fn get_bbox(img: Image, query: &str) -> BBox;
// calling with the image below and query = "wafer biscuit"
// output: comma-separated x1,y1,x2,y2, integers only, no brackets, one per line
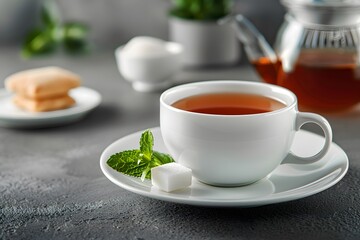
13,94,76,112
5,67,81,99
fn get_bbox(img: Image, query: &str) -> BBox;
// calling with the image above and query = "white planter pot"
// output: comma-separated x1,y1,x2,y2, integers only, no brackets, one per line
169,17,240,67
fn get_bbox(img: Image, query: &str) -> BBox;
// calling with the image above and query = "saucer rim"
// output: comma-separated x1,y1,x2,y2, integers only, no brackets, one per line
100,127,349,207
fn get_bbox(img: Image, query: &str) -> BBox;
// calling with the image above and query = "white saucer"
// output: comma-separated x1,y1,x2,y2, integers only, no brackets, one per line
0,87,101,128
100,127,348,207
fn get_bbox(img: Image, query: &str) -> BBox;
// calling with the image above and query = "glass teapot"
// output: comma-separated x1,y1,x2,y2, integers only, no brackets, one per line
230,0,360,111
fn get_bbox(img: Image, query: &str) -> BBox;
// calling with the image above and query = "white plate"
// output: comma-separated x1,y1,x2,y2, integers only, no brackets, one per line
100,127,348,207
0,87,101,128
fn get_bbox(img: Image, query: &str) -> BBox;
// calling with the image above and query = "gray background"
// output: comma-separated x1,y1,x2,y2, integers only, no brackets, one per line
0,0,285,48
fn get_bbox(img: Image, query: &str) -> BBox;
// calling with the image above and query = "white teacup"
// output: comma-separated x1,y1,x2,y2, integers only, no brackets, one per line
160,81,332,186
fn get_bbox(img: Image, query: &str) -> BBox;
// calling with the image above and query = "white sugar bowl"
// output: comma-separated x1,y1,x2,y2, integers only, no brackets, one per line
115,37,183,92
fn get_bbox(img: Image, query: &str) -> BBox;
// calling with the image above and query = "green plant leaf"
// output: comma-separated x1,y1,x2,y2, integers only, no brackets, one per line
63,22,89,53
21,0,90,58
170,0,230,20
22,28,57,58
41,0,59,28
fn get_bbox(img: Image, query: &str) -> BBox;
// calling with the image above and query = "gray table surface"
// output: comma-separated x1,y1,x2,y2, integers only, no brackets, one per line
1,47,359,240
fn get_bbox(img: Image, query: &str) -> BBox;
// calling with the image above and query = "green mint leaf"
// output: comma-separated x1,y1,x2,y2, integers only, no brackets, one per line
141,165,152,182
107,150,151,179
141,152,174,180
107,130,175,181
151,151,175,167
140,130,154,160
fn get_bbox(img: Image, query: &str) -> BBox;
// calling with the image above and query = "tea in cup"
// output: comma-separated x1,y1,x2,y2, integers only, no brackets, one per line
160,81,332,186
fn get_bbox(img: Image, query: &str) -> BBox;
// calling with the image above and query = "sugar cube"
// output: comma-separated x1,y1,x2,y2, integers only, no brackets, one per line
151,163,192,192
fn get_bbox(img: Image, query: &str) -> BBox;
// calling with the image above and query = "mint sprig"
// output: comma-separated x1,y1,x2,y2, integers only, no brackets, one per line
107,130,175,181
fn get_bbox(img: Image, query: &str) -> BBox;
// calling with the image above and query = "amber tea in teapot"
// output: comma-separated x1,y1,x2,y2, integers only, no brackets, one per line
253,49,360,111
229,0,360,112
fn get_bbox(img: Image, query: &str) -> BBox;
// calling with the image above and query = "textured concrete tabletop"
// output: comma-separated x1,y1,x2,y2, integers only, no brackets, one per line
0,48,359,240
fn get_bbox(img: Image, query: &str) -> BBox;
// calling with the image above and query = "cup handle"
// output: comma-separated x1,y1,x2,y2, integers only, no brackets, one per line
282,112,332,165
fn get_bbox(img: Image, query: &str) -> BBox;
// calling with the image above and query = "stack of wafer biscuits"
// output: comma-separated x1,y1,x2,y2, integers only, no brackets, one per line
5,67,81,112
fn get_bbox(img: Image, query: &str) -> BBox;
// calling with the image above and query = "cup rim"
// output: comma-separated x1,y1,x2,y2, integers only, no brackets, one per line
160,80,298,118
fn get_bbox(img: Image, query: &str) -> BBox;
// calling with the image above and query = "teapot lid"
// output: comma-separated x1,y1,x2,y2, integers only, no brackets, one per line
281,0,360,27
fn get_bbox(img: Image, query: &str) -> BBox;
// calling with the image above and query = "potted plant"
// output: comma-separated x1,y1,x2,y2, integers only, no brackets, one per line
21,0,89,58
169,0,240,67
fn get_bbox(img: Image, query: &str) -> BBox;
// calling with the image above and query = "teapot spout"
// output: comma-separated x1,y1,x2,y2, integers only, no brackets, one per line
221,14,277,63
